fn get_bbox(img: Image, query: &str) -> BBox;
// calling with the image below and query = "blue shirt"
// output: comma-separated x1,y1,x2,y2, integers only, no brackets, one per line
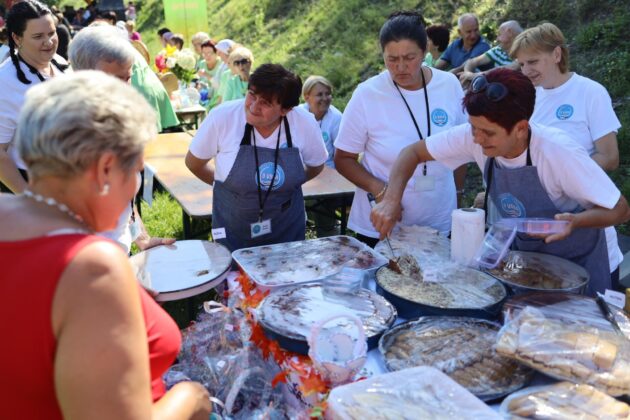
439,37,491,69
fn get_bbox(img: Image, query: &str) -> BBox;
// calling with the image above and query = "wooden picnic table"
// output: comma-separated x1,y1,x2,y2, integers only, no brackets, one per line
144,132,356,238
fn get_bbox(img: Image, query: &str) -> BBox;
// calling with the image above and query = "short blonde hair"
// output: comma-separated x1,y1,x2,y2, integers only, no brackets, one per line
302,75,333,97
228,46,254,65
191,31,210,44
17,71,157,180
510,22,569,73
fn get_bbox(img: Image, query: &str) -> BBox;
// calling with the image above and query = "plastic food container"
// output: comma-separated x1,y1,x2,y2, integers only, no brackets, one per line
474,222,517,269
232,236,387,290
498,217,570,234
326,366,501,420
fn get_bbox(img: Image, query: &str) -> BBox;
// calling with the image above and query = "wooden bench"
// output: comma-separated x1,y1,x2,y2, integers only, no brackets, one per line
144,132,356,238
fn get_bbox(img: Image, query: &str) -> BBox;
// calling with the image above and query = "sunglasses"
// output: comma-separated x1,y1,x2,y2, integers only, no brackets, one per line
470,75,509,102
233,59,251,66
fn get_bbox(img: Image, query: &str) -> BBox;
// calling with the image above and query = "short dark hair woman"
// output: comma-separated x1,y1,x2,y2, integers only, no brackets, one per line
0,0,68,193
371,68,630,296
425,24,450,67
186,63,329,251
335,11,467,247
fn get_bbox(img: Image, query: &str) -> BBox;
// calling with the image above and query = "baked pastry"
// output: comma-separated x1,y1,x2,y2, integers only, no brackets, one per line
496,306,630,396
377,255,505,310
502,381,630,419
381,317,531,400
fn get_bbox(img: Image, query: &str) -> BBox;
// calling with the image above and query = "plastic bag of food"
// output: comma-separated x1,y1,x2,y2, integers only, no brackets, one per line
326,366,500,420
167,302,288,419
502,292,615,333
500,381,630,419
496,306,630,396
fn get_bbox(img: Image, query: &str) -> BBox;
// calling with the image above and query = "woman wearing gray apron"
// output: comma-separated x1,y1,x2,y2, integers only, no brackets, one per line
370,68,630,296
186,64,328,251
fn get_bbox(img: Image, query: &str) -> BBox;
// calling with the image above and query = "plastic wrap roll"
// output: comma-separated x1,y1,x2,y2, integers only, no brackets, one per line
451,208,485,266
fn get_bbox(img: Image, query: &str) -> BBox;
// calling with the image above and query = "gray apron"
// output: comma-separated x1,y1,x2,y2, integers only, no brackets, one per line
212,117,307,251
484,145,610,296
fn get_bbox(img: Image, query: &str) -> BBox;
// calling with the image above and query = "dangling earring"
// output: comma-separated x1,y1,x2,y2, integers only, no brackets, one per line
99,183,110,196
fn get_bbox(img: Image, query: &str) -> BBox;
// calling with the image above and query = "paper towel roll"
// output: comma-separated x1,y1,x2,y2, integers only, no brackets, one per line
451,208,486,266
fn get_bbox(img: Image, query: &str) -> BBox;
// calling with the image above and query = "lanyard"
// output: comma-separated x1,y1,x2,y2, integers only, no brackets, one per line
252,120,282,222
394,68,431,175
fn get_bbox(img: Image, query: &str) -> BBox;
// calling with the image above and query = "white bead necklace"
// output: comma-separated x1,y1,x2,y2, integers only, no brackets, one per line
23,189,90,229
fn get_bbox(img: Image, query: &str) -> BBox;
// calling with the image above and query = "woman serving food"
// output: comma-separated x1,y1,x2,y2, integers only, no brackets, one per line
371,68,630,296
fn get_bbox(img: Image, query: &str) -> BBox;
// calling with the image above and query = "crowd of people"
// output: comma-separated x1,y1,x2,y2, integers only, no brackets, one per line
0,1,626,418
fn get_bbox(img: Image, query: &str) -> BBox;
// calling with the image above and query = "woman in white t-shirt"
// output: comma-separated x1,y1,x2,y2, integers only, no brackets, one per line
372,68,630,296
0,0,68,193
511,22,624,289
335,11,466,246
300,75,342,168
186,64,328,251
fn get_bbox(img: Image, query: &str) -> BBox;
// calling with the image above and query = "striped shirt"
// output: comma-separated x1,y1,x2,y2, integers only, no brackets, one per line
485,46,512,67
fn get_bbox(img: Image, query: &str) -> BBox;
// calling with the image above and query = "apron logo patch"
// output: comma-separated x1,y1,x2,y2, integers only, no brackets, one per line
498,193,526,218
555,104,574,120
431,108,448,126
256,162,285,190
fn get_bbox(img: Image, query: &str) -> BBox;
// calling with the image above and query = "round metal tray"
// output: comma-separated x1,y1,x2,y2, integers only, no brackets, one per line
375,266,507,320
484,251,589,295
256,283,397,355
378,316,533,401
129,240,232,301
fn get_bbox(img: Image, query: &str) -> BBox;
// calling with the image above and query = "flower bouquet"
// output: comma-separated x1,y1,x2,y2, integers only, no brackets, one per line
166,48,197,84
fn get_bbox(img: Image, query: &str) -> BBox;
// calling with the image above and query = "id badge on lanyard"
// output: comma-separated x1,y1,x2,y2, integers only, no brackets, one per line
250,219,272,238
251,120,281,239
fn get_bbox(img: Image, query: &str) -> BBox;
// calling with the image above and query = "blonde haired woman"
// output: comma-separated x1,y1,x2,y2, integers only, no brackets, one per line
221,46,253,102
511,22,623,289
0,72,211,419
300,75,342,167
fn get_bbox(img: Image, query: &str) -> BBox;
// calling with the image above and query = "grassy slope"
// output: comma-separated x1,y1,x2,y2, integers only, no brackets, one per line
129,0,630,236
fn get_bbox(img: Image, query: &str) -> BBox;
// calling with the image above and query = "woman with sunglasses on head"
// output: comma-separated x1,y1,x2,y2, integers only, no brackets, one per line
0,0,67,193
371,68,630,296
185,64,328,251
221,46,253,103
334,11,467,247
511,22,624,290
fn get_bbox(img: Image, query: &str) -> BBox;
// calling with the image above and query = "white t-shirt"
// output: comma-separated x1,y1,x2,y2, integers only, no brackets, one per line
0,56,65,169
531,73,621,156
189,99,329,182
335,69,466,237
299,103,342,167
531,73,622,272
426,123,622,268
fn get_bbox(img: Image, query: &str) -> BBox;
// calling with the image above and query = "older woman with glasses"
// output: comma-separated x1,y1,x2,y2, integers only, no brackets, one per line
0,72,211,419
371,68,630,296
221,46,253,102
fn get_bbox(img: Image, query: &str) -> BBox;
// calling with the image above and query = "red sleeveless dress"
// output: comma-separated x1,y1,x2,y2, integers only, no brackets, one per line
0,234,181,419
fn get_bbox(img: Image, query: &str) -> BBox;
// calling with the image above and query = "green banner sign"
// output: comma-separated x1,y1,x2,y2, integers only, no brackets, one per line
163,0,208,43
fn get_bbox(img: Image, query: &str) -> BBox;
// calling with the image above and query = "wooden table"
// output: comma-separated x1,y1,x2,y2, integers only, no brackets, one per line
144,132,356,238
174,104,206,130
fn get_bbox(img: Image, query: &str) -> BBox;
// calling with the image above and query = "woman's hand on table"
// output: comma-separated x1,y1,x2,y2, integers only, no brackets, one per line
370,198,402,239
